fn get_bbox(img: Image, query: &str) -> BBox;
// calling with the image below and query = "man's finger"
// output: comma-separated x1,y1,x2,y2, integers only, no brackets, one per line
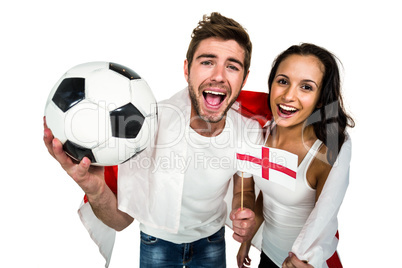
77,157,91,178
52,138,74,171
233,208,254,220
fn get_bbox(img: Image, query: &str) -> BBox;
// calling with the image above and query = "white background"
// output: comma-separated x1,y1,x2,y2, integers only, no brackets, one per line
1,0,401,267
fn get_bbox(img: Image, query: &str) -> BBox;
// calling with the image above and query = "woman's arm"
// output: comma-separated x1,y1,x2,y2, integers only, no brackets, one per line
237,191,265,268
291,138,352,267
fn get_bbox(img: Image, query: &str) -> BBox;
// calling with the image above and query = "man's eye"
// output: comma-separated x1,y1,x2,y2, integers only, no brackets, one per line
201,61,213,65
227,65,239,71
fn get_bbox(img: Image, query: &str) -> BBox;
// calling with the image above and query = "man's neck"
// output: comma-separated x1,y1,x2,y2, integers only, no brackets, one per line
189,112,226,137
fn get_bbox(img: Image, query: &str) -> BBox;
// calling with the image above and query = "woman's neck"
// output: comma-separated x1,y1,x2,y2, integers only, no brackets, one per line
268,121,317,150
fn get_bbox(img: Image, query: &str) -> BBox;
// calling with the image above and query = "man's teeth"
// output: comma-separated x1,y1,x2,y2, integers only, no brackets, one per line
279,104,297,112
204,90,226,96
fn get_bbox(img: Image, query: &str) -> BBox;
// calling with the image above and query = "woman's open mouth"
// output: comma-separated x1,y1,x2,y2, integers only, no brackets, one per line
277,104,298,117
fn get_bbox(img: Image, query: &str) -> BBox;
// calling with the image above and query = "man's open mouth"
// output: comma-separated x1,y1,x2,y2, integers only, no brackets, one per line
203,90,226,106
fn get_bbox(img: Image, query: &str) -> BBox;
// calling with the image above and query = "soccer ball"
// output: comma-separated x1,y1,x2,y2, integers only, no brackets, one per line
44,61,158,166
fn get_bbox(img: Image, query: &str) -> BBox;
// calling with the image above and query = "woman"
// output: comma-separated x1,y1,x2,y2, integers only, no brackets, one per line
237,43,354,268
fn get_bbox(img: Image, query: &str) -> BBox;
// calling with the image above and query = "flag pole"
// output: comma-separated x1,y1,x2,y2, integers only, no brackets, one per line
241,172,244,210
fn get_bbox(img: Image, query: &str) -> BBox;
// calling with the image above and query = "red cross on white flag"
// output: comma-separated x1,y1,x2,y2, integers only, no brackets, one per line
236,146,298,191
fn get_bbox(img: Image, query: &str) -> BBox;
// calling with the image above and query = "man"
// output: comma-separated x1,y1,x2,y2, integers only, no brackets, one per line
44,12,262,267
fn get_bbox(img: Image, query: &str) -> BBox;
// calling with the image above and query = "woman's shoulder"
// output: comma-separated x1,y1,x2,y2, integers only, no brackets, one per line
306,141,332,190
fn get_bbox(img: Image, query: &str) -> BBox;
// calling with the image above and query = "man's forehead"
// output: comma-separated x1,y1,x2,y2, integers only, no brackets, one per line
194,37,245,63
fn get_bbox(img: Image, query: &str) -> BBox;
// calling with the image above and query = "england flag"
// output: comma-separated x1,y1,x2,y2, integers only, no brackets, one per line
236,146,298,191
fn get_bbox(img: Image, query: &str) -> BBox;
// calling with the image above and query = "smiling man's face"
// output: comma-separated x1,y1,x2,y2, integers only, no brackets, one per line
184,37,248,128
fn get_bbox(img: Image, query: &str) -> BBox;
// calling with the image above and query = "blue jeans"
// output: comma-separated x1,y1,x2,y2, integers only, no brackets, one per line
140,227,226,268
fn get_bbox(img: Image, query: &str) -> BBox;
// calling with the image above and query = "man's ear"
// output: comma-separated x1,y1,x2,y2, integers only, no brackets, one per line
184,59,189,82
241,70,250,89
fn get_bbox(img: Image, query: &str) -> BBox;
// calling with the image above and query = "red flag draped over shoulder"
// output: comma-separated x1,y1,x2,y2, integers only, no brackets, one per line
235,90,272,127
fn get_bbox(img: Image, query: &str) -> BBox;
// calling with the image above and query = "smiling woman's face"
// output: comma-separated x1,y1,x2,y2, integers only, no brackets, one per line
270,54,324,129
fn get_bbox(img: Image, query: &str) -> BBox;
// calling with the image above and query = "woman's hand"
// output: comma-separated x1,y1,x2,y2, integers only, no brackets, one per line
237,242,252,268
282,252,313,268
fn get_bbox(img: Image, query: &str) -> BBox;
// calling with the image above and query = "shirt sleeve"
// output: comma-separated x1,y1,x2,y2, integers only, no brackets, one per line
291,137,352,268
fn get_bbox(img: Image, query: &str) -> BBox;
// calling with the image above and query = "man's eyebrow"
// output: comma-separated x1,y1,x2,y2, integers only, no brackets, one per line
196,53,217,61
196,54,244,68
228,57,244,68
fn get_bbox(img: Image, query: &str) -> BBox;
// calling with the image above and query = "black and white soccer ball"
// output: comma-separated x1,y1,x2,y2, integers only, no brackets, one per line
44,62,158,166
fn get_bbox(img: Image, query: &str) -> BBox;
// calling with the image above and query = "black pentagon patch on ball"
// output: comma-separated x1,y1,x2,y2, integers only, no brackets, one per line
109,62,141,80
52,78,85,112
63,140,96,163
110,103,145,138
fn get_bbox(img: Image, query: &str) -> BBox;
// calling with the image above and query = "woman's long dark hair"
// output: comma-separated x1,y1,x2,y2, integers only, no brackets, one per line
268,43,355,164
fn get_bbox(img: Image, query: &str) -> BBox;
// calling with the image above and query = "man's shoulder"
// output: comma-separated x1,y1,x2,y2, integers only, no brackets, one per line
227,106,262,129
160,88,189,105
158,88,190,117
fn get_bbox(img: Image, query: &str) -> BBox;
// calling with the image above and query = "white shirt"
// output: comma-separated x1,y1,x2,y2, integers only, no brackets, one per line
118,88,263,242
256,139,322,266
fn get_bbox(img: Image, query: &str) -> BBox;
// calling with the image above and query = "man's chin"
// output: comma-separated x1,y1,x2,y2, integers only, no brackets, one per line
198,111,226,123
203,116,224,124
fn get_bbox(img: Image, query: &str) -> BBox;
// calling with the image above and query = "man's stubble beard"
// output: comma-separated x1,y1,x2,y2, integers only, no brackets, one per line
187,82,240,124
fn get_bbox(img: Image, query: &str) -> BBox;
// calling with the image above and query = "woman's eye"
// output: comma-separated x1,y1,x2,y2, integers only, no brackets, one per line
302,84,313,91
277,79,287,85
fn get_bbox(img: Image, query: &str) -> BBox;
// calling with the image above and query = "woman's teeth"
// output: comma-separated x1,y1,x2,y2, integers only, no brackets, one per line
278,104,297,115
279,104,297,112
